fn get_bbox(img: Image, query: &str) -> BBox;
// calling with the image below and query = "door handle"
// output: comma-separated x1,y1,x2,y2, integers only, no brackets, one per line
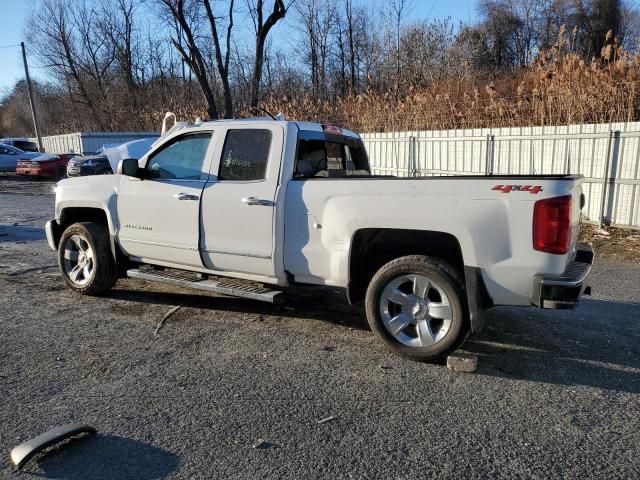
241,197,272,206
174,192,199,201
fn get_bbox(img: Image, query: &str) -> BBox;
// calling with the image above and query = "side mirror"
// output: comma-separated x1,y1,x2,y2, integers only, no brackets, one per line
118,158,142,178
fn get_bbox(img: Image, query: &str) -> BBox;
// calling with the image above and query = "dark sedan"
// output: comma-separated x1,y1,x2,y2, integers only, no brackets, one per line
66,154,113,177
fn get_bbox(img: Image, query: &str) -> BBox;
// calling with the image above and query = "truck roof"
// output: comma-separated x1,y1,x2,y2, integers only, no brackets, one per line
164,118,361,140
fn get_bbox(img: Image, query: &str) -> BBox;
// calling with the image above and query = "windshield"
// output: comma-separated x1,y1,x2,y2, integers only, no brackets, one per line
295,131,370,178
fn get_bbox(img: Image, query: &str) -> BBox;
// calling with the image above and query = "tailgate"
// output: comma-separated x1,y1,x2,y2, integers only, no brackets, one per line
567,177,586,262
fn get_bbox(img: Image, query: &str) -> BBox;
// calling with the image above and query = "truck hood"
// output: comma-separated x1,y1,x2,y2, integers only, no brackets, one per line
104,138,155,172
57,173,119,189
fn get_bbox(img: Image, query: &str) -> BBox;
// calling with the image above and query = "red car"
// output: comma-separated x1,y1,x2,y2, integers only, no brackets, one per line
16,153,78,180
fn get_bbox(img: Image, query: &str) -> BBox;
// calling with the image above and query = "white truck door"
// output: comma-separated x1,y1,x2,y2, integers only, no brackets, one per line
200,125,284,279
116,132,214,267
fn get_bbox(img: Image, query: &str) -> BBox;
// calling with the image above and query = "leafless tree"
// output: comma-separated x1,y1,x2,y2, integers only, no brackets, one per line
159,0,220,119
11,0,640,136
247,0,288,108
31,0,109,128
203,0,235,117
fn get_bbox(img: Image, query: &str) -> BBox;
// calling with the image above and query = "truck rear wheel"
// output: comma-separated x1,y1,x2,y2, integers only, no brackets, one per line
365,255,469,361
57,222,117,295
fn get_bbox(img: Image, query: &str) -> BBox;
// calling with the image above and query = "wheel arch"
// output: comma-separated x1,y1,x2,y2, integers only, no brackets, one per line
55,206,120,262
347,228,491,333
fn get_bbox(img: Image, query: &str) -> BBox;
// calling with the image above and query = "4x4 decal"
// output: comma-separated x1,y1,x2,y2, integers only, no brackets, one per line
492,185,543,194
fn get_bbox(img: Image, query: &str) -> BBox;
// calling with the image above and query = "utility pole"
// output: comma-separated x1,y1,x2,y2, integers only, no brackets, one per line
20,41,43,152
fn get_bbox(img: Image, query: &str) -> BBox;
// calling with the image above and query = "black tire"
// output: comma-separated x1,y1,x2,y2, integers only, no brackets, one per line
56,167,67,180
57,222,117,295
365,255,470,361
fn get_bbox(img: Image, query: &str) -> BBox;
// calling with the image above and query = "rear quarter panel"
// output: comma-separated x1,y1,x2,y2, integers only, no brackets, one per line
284,176,583,306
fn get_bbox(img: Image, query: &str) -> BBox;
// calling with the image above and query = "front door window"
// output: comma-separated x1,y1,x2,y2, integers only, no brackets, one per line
147,133,211,180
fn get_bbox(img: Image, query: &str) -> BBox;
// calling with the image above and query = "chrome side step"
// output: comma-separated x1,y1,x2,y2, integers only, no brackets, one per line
127,268,283,304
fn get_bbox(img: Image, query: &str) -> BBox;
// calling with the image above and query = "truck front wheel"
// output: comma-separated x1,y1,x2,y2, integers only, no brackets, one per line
365,255,470,361
57,222,117,295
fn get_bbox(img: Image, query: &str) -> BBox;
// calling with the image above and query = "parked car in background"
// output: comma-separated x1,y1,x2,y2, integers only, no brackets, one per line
68,139,156,177
66,153,112,177
17,153,77,180
0,138,39,152
0,144,40,172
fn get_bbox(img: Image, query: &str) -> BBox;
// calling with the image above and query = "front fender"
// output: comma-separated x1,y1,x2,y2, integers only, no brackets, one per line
56,200,117,235
53,176,122,258
55,176,121,236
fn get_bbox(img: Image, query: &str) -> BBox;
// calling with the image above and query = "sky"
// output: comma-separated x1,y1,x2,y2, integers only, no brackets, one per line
0,0,477,95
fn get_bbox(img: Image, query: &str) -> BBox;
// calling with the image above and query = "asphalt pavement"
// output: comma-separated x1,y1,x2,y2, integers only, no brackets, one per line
0,175,639,479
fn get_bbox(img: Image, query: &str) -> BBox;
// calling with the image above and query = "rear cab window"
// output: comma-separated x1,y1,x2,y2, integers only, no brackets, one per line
294,128,370,179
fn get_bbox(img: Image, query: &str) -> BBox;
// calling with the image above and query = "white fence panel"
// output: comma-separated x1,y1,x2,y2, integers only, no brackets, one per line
361,122,640,229
34,132,159,155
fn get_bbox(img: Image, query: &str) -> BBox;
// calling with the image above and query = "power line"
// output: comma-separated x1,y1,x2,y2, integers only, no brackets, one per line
0,44,21,49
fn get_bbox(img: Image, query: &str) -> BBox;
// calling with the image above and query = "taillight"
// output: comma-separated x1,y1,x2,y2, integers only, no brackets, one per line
533,195,572,254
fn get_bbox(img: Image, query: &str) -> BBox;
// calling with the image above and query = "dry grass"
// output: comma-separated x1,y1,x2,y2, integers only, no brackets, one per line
242,30,640,132
580,223,640,263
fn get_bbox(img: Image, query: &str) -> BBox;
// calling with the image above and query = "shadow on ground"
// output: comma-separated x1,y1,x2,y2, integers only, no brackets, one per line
464,298,640,394
108,282,368,330
28,434,178,480
106,281,640,394
0,224,46,242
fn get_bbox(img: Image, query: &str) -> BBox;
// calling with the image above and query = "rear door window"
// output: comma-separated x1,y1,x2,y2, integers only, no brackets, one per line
218,129,272,181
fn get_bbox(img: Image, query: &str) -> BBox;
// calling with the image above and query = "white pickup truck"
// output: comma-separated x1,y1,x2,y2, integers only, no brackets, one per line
45,120,593,360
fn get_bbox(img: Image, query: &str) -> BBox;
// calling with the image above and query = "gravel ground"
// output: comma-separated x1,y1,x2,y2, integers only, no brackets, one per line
1,175,639,480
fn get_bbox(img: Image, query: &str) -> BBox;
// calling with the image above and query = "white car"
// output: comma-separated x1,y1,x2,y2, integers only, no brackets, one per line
0,144,40,172
45,120,593,360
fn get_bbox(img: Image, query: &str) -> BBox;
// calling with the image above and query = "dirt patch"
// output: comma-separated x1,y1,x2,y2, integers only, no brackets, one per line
110,303,150,317
580,223,640,263
0,173,56,196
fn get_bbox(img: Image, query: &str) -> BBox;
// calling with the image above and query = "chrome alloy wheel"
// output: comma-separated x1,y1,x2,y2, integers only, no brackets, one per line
379,274,453,348
62,234,95,286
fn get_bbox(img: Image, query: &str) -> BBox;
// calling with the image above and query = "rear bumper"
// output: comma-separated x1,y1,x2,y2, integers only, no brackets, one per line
17,167,58,178
16,168,42,176
532,243,594,309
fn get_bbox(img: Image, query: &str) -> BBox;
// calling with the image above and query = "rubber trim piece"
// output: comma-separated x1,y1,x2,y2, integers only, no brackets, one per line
10,424,97,470
464,266,494,333
292,174,584,181
45,219,61,251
